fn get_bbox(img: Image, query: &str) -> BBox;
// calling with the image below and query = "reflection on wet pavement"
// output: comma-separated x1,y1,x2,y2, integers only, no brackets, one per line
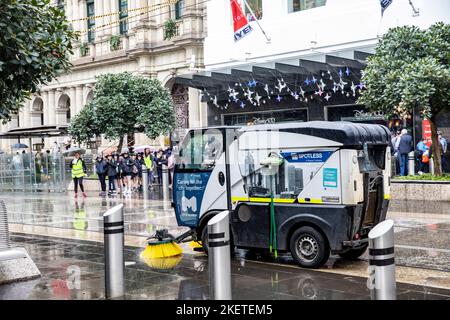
4,233,450,300
2,192,450,297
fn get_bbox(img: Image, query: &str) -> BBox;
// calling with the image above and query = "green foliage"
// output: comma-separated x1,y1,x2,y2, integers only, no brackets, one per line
163,19,177,40
357,22,450,119
0,0,77,123
68,72,175,144
394,174,450,181
109,35,121,51
79,42,90,57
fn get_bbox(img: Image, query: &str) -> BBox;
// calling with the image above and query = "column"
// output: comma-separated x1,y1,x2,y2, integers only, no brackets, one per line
75,85,83,115
48,89,56,125
128,0,138,30
79,0,88,42
41,91,49,126
72,0,79,32
103,0,112,36
69,87,77,119
82,83,92,109
111,0,119,35
66,0,73,22
140,0,148,21
188,87,200,128
94,0,104,38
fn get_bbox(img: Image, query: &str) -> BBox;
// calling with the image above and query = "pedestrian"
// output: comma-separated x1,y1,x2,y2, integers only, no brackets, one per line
136,153,144,191
167,150,175,189
397,129,413,176
143,148,154,189
106,154,117,195
95,155,107,196
130,153,139,191
71,151,87,198
438,131,448,171
154,149,167,185
416,138,429,174
120,151,134,195
114,153,123,194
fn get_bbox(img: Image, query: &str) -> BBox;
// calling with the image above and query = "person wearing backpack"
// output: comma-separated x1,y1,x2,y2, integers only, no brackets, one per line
121,151,134,195
95,155,108,196
106,154,117,195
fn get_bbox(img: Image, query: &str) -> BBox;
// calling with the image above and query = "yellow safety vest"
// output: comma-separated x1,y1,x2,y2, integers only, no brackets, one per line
72,159,85,178
144,156,153,169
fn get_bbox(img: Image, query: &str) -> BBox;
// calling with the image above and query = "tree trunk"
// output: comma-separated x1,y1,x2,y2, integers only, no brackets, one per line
429,117,442,176
117,136,124,153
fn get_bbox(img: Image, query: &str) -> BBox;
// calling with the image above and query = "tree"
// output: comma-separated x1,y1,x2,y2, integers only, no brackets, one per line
358,22,450,175
0,0,77,123
68,72,176,151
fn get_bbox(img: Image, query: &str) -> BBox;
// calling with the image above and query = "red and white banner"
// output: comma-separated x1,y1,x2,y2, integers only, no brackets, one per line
422,119,432,147
230,0,253,42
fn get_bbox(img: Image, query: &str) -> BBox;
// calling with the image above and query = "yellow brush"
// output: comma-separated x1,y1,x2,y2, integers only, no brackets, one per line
142,229,183,259
140,254,182,270
189,241,203,249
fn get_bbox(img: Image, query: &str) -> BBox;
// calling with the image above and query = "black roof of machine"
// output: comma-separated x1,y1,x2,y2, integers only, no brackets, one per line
239,121,391,148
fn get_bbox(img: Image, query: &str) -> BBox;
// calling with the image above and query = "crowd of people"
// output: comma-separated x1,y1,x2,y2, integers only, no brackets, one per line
71,147,175,198
391,129,448,176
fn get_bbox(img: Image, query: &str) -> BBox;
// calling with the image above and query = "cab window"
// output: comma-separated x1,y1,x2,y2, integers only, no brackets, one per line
178,129,223,170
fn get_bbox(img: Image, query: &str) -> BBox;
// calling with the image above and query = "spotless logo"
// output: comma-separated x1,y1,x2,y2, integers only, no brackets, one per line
281,151,333,163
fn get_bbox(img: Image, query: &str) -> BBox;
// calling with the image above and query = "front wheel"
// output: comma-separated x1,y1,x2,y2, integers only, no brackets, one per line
338,244,368,260
290,226,329,269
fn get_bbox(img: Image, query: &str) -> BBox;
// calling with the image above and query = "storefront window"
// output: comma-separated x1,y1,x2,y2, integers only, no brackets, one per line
244,0,263,21
288,0,327,13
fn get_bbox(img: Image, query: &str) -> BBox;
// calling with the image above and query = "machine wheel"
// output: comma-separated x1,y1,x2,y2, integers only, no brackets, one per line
290,226,329,269
201,224,235,256
338,244,368,260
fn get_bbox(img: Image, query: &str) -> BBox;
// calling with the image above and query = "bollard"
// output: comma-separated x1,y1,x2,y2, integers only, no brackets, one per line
103,204,125,299
429,157,435,175
208,210,232,300
162,164,169,200
368,219,396,300
408,151,415,176
142,165,148,199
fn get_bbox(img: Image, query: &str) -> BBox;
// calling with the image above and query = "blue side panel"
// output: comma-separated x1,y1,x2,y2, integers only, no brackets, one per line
173,171,212,227
280,151,333,163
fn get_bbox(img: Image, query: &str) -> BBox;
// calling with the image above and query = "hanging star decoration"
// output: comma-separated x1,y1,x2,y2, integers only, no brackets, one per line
227,86,233,93
327,70,333,80
338,78,348,90
338,69,343,78
276,95,282,102
345,67,351,76
275,78,287,93
247,79,257,88
332,82,338,93
315,89,324,97
324,93,331,101
212,95,219,108
311,76,317,84
264,84,271,98
291,91,300,100
254,93,262,106
357,82,365,90
240,101,245,109
229,88,239,101
350,82,357,96
243,88,254,97
299,87,305,98
304,77,310,86
319,79,326,91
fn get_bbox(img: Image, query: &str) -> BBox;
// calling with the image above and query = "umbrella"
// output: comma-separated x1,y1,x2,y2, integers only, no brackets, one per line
133,145,153,153
11,143,28,149
62,147,86,157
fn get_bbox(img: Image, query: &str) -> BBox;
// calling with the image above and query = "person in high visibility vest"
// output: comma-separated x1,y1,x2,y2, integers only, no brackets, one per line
71,151,87,198
144,148,154,189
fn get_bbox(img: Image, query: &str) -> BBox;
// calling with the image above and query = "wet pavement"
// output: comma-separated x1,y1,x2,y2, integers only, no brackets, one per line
1,191,450,299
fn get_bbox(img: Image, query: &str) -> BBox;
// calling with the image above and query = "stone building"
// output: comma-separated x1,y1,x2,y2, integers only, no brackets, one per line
0,0,207,153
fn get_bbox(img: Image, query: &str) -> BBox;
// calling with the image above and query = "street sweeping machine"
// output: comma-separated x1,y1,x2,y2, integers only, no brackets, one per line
150,121,391,269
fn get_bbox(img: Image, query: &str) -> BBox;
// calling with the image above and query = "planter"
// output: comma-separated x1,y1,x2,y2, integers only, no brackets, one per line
391,180,450,201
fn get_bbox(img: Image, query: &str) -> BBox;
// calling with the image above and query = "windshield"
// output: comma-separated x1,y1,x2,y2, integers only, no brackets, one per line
177,129,223,170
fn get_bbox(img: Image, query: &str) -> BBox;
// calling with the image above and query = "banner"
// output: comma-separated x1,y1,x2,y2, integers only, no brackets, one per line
422,119,432,147
230,0,253,42
380,0,393,16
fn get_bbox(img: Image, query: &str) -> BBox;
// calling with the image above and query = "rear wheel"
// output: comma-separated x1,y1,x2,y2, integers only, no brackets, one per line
338,244,368,260
290,226,329,269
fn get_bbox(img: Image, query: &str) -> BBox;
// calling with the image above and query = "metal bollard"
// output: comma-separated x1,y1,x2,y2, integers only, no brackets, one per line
429,157,435,175
208,210,232,300
162,164,169,200
408,151,415,176
142,165,148,199
103,204,125,299
368,219,396,300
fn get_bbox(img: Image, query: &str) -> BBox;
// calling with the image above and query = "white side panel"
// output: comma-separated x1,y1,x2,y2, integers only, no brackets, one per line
238,131,342,150
384,146,391,199
199,153,227,218
297,151,342,204
340,149,364,205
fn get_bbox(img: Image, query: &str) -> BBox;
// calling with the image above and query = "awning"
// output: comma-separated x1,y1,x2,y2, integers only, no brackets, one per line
175,51,370,106
0,125,69,139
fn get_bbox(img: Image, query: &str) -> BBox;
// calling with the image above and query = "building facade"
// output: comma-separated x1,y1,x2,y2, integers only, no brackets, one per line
0,0,207,153
177,0,449,138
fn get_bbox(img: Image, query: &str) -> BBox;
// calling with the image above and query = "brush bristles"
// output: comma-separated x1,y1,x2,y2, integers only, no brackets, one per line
141,241,183,259
189,241,203,248
140,254,182,270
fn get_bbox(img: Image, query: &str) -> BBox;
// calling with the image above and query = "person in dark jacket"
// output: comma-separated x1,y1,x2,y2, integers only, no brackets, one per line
154,149,167,185
95,155,108,196
106,154,117,195
136,153,144,191
121,151,135,195
397,129,413,176
114,153,123,194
